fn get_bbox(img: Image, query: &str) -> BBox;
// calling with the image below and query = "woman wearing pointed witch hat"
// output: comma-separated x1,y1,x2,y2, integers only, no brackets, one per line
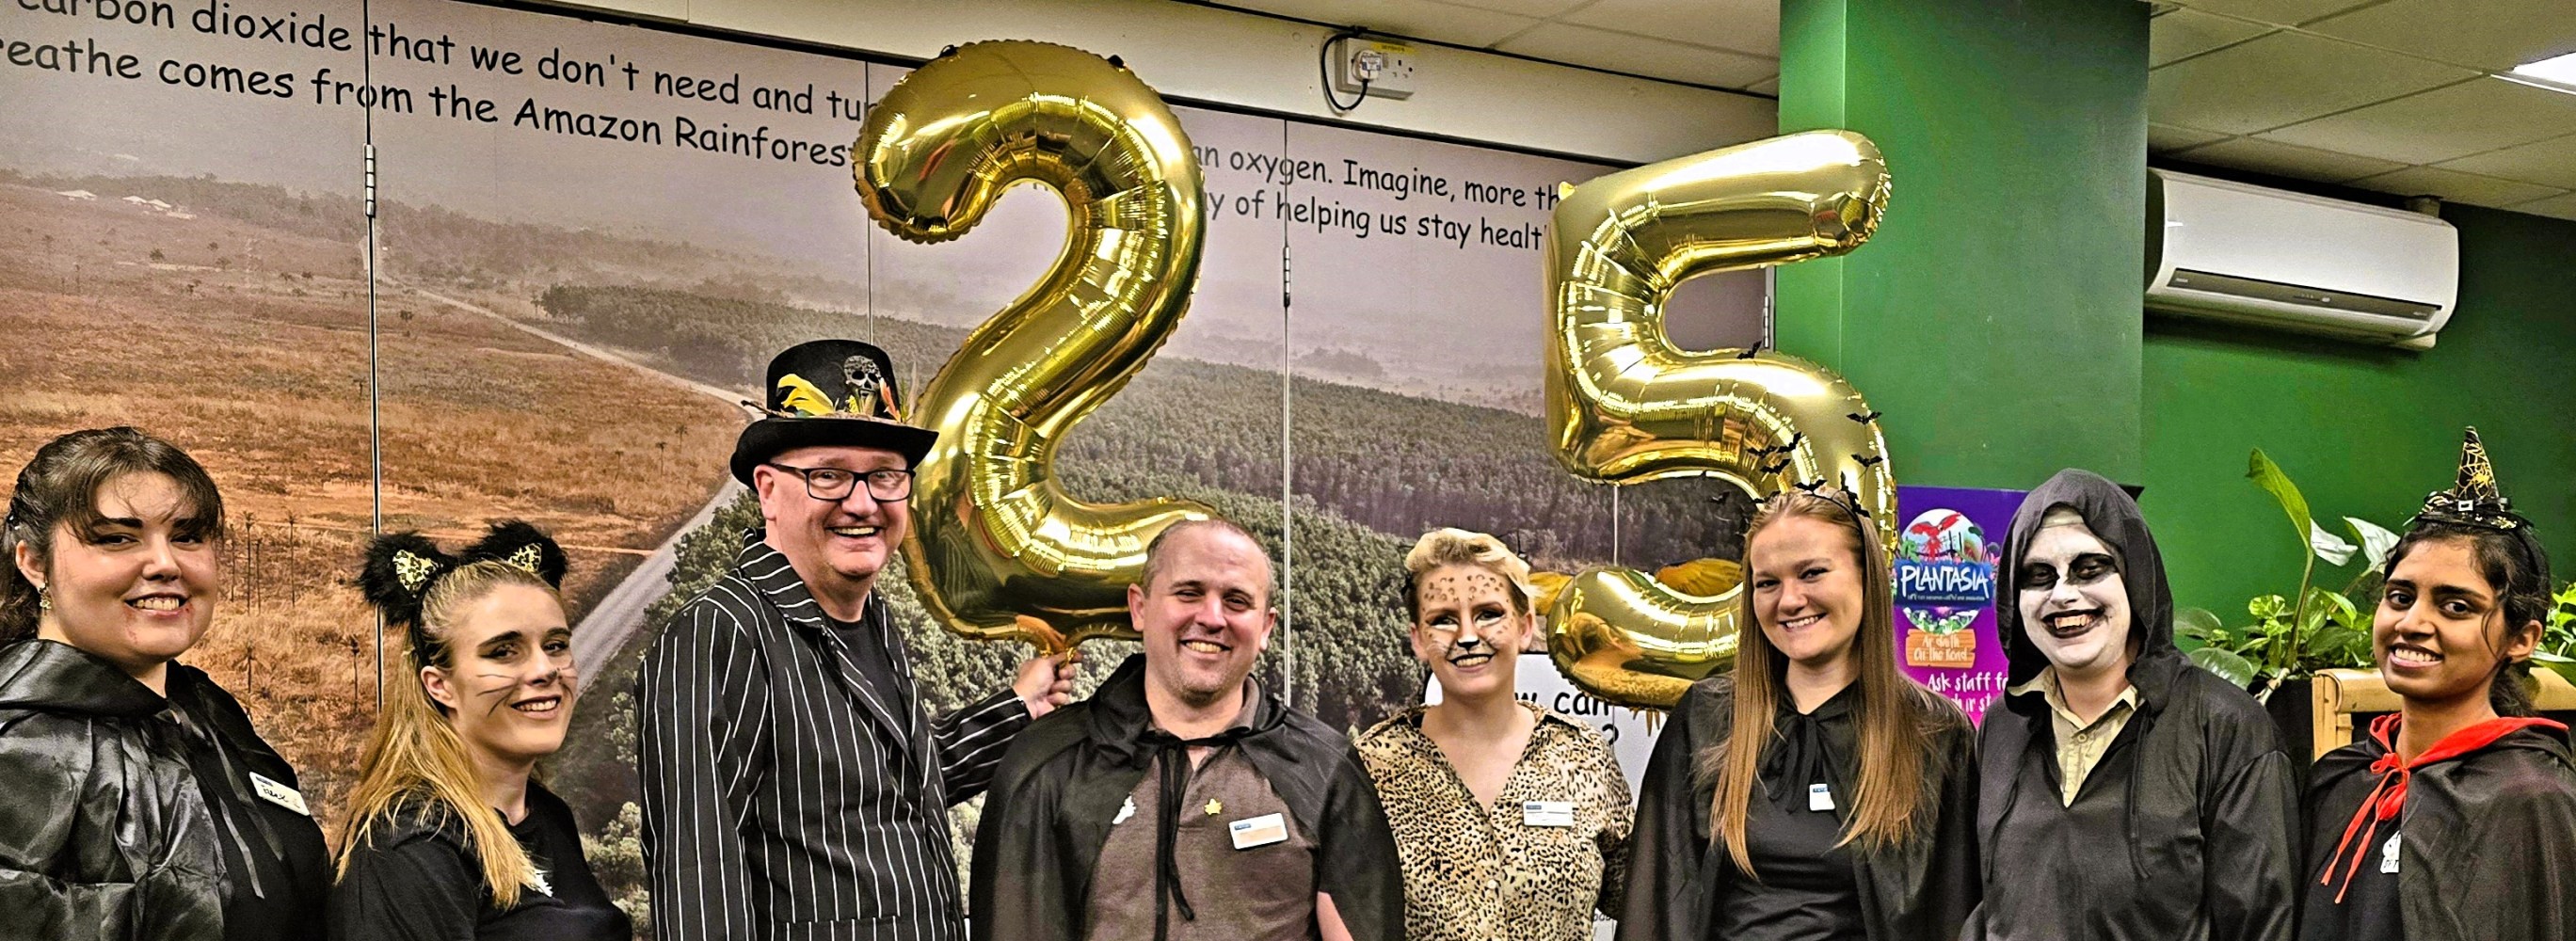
328,521,631,941
2301,428,2576,941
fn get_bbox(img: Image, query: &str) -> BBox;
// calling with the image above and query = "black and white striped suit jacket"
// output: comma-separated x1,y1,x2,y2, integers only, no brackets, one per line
637,533,1032,941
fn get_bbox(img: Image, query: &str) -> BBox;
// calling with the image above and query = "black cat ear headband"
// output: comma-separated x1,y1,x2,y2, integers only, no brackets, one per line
358,519,568,631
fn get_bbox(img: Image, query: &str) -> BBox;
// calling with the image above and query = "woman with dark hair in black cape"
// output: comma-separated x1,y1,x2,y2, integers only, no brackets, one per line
0,427,331,941
2301,428,2576,941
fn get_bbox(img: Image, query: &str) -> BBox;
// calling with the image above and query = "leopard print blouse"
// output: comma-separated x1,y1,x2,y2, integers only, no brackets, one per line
1356,701,1633,941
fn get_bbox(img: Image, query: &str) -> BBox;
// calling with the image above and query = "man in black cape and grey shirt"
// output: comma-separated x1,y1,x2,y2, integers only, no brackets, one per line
970,518,1403,941
638,340,1075,941
1964,469,2300,941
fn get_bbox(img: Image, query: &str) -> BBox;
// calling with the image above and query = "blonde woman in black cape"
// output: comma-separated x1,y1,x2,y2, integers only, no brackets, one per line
328,521,631,941
0,427,331,941
1618,486,1979,941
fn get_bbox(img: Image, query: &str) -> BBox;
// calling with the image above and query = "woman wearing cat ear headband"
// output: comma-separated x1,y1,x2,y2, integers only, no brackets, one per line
328,520,632,941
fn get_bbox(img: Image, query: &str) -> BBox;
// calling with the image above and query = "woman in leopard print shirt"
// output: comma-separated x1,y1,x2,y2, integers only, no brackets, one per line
1356,528,1633,941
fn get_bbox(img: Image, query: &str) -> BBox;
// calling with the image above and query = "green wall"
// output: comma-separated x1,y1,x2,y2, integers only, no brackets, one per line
2142,203,2576,615
1768,1,2576,614
1774,0,2150,486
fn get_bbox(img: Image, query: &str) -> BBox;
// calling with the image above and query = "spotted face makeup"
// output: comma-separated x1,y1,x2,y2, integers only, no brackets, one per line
2016,507,2134,680
1411,565,1531,700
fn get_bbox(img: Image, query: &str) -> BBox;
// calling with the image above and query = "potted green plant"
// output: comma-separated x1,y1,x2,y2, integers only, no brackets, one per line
2536,582,2576,687
2176,450,2389,760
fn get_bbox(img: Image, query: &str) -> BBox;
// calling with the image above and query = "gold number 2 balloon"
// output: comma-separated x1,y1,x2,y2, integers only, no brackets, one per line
856,40,1211,652
1544,130,1897,709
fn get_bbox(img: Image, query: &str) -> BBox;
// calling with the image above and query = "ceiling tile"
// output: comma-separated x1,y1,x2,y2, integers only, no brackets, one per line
2306,0,2576,72
1495,23,1780,88
1220,0,1544,48
2150,8,2273,66
2169,136,2408,182
2166,0,2382,27
2148,31,2480,135
2349,166,2568,209
2150,122,2232,152
1561,0,1779,58
2509,191,2576,222
2437,132,2576,190
2258,77,2576,165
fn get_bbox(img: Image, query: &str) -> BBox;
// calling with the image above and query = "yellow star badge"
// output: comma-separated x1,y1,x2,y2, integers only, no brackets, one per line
1204,798,1223,816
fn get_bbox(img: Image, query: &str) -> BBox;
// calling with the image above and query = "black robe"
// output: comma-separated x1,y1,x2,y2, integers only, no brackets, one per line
2300,717,2576,941
1614,675,1979,941
0,639,330,941
1968,469,2302,941
968,654,1404,941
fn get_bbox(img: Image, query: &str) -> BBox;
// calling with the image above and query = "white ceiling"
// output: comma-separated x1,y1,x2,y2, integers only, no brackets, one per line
1205,0,2576,220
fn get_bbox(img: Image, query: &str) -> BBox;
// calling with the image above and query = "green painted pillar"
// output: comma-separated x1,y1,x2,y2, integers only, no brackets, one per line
1774,0,2150,488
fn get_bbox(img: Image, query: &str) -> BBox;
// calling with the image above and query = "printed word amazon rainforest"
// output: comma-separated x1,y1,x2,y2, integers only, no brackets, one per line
504,99,851,166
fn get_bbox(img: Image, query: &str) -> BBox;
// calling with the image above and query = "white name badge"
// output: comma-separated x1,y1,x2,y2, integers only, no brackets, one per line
2380,832,2401,874
1229,812,1288,850
1808,783,1835,813
249,773,309,816
1522,801,1576,827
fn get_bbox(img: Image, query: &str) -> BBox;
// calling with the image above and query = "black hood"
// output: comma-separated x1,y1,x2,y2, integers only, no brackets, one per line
1998,469,2176,688
0,638,168,717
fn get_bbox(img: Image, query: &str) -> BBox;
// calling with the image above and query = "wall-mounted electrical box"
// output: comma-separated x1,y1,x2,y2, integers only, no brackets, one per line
1333,39,1417,100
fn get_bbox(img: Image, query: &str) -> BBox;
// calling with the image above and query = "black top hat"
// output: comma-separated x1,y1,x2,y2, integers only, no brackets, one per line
729,340,938,485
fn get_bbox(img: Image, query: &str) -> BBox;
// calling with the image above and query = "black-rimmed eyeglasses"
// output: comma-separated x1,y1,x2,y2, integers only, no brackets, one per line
764,462,914,502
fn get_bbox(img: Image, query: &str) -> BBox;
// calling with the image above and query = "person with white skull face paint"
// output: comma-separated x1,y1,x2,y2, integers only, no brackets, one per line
1963,469,2300,941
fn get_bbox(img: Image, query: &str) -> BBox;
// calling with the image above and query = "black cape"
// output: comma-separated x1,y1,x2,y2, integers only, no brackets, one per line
1967,469,2302,941
1614,674,1980,941
2300,720,2576,941
0,638,330,941
968,654,1403,941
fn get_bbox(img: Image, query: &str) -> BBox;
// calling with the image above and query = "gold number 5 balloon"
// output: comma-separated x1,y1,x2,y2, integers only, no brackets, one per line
1544,130,1897,709
856,40,1210,653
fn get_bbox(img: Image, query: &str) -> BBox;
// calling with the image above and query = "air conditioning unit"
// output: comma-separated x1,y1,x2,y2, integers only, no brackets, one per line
2147,169,2457,349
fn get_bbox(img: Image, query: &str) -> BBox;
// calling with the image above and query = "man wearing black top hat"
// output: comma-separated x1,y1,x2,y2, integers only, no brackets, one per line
638,340,1078,941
